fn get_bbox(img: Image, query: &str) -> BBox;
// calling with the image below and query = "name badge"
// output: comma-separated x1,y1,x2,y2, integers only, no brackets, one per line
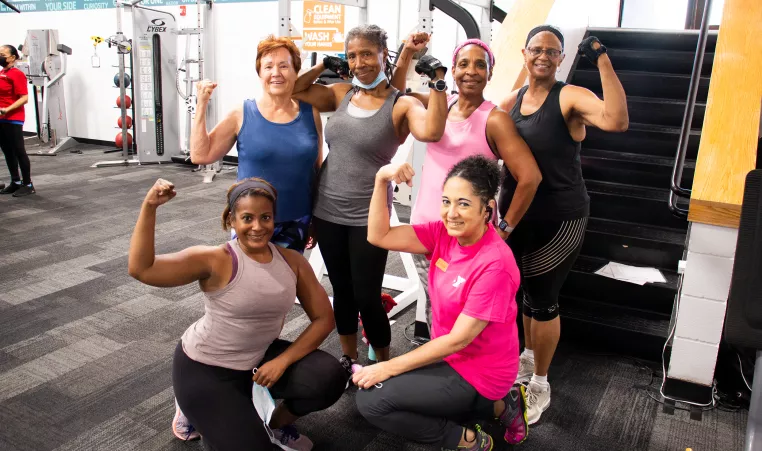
435,258,448,272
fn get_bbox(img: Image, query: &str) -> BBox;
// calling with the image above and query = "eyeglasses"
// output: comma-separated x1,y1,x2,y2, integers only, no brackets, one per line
525,47,562,59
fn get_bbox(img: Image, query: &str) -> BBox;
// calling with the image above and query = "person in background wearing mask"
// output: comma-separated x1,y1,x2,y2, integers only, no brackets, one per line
0,44,33,197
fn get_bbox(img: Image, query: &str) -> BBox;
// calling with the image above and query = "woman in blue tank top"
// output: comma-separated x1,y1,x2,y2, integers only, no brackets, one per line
291,25,447,371
497,25,629,426
190,35,323,253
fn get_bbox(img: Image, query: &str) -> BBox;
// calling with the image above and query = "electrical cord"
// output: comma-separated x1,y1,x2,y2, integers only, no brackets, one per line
738,352,753,391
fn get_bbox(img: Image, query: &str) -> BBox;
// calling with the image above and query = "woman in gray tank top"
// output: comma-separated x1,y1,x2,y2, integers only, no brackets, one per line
292,25,448,371
128,177,347,451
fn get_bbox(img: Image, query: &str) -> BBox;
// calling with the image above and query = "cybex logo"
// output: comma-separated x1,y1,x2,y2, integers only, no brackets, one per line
147,18,167,32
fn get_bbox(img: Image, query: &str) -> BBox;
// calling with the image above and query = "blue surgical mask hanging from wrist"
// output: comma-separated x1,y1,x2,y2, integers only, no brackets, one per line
352,69,387,90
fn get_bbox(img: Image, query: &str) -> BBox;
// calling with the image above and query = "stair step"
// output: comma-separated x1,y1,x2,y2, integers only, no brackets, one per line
563,254,678,315
581,148,695,188
571,70,710,101
560,296,670,361
576,48,714,76
587,27,718,53
585,180,689,230
625,96,706,129
584,123,701,159
583,217,685,270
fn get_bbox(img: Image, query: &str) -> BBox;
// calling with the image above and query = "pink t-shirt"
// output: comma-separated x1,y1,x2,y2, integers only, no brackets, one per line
410,97,498,225
413,220,520,400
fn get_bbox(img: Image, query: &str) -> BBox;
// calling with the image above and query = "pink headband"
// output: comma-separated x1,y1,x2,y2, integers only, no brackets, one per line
452,39,495,68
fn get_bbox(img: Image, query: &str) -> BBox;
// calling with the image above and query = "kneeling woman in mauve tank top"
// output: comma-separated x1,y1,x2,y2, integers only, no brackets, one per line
128,177,347,451
292,25,447,367
497,25,629,426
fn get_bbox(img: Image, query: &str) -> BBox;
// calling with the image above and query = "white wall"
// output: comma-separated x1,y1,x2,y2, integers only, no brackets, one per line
621,0,690,29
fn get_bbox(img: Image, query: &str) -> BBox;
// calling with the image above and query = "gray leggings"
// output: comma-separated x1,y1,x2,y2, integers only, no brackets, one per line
355,361,494,448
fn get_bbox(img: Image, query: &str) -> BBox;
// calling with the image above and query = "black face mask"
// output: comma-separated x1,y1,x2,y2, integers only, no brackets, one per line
0,57,8,68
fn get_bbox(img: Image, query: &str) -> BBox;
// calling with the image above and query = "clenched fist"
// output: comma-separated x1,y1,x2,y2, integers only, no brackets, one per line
196,79,218,103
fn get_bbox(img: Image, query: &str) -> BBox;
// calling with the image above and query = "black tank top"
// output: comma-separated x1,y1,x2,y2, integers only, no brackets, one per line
499,81,589,221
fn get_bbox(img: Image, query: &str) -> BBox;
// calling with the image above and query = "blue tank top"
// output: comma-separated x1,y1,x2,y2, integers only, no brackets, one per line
236,99,319,222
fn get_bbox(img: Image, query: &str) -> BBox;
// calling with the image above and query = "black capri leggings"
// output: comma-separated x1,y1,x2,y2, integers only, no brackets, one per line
356,361,494,449
172,339,347,451
507,216,588,321
0,122,31,185
313,216,391,349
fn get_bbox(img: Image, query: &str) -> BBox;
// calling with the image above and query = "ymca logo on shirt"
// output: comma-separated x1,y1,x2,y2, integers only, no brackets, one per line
452,275,466,288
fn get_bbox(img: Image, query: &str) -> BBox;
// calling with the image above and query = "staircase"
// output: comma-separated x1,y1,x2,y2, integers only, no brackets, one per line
559,28,717,360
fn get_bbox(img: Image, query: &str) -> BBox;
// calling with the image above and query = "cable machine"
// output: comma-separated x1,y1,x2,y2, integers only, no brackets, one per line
92,0,217,177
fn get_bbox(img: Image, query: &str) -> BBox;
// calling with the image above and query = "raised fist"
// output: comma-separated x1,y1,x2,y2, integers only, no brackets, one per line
196,79,218,103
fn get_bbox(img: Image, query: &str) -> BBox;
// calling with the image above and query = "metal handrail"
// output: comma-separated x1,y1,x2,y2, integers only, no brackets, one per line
669,0,713,217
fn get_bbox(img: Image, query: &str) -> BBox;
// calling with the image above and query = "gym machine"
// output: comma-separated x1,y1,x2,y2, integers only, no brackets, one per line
93,0,217,177
16,29,77,155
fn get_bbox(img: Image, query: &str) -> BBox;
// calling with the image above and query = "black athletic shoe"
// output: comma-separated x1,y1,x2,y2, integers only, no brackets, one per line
0,183,21,194
12,184,35,197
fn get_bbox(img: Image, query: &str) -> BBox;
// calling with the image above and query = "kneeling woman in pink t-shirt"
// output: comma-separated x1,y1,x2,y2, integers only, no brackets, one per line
354,155,527,451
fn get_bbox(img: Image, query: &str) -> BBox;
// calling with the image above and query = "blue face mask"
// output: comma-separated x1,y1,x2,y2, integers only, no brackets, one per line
352,69,387,90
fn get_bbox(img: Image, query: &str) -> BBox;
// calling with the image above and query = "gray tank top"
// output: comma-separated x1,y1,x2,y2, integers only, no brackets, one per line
314,88,401,226
181,240,297,371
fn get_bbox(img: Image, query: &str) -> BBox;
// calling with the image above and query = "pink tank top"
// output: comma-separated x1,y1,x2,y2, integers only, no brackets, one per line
181,240,297,370
411,96,498,225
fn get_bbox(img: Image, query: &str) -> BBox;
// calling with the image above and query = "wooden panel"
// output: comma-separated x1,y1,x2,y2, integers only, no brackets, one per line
689,0,762,228
484,0,556,102
688,199,742,228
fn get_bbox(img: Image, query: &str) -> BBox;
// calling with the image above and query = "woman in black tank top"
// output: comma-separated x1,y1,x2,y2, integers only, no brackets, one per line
497,25,629,426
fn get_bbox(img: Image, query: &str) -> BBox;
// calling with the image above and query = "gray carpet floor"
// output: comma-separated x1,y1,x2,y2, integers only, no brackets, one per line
0,145,748,451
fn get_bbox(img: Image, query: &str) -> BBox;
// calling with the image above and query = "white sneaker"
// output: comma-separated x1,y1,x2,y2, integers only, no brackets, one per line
516,355,534,385
525,381,551,425
273,425,313,451
171,399,200,441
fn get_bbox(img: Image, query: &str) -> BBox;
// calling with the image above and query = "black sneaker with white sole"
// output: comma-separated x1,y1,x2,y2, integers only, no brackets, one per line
12,184,35,197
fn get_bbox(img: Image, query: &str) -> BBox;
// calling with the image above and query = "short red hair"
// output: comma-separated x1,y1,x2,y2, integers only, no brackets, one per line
256,35,301,74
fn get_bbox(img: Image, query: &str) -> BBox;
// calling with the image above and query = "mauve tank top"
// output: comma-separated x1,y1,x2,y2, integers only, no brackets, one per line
181,240,297,371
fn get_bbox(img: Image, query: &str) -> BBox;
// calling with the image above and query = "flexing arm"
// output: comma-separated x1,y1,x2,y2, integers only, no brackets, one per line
488,110,541,234
291,61,350,113
390,32,431,96
128,179,216,287
397,68,447,142
565,52,628,132
190,80,239,165
367,164,428,254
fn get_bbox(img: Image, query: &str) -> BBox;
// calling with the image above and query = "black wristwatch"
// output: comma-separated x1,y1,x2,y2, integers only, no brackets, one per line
428,79,447,92
498,219,514,234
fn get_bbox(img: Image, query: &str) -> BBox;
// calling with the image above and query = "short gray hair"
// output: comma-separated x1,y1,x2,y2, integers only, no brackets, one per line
345,24,388,52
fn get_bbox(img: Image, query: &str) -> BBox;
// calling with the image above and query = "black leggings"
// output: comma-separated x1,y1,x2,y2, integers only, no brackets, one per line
0,122,31,184
313,217,391,349
356,361,494,448
507,217,588,321
172,339,347,451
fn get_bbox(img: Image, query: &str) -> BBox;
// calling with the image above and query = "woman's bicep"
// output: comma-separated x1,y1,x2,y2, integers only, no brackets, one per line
133,246,216,287
375,225,429,254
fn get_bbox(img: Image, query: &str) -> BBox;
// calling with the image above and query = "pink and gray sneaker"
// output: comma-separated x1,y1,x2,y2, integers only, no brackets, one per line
172,400,200,441
273,424,313,451
498,384,529,445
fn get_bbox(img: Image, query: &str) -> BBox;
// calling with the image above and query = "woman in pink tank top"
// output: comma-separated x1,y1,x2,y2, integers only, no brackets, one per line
392,37,542,331
128,177,346,451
